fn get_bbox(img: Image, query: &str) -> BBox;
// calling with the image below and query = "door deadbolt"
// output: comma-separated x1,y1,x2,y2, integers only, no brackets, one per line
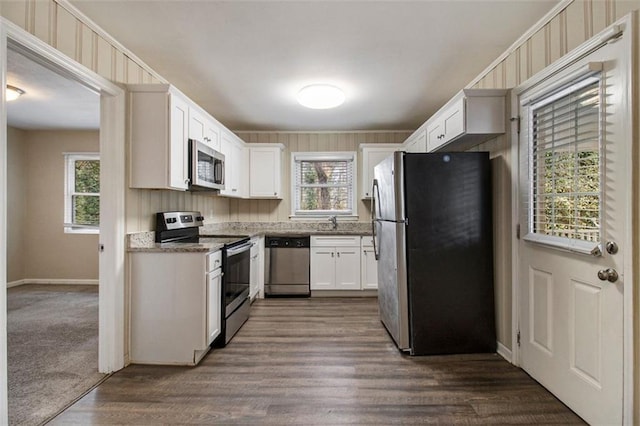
597,268,619,283
606,241,619,254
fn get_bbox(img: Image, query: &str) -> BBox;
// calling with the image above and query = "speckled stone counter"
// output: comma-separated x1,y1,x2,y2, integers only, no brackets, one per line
127,233,240,253
127,221,372,252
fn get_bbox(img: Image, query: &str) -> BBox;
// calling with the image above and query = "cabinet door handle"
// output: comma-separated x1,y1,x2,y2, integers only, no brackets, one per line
337,252,340,258
331,252,334,257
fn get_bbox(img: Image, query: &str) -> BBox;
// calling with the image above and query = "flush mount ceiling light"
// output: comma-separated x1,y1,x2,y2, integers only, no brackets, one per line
297,84,345,109
6,85,25,101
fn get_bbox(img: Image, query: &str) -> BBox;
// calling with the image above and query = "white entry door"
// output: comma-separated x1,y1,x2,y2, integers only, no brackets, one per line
517,24,631,425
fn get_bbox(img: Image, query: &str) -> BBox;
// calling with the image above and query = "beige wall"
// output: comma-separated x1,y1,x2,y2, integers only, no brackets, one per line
232,132,411,222
125,187,230,233
11,130,100,280
7,127,27,283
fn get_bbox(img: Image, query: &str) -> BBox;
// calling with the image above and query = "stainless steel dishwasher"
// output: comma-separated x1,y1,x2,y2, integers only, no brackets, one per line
264,236,310,297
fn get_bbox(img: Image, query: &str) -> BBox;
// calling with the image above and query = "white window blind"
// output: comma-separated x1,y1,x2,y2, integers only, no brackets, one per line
292,152,356,216
527,74,602,249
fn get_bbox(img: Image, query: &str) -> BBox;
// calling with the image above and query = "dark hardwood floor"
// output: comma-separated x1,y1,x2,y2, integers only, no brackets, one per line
52,297,584,424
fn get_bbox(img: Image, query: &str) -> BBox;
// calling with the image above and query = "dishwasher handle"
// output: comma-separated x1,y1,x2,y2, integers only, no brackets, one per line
226,241,252,256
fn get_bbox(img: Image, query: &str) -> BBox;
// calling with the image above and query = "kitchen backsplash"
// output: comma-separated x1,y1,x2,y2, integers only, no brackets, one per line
204,221,371,234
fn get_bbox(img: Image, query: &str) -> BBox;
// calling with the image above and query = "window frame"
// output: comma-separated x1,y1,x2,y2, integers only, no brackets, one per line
64,152,100,234
521,69,604,255
290,151,358,218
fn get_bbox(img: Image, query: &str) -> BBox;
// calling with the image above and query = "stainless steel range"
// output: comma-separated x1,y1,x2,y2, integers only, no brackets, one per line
155,211,251,346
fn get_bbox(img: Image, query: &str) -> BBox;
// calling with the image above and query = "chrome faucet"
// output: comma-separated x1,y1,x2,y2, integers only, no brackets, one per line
328,215,338,230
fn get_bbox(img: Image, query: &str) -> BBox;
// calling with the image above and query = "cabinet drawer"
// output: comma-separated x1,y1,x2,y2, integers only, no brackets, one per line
361,236,374,248
207,250,222,272
311,235,361,247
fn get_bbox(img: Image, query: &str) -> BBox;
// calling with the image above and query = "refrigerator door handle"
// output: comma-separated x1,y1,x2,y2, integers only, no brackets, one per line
371,179,380,260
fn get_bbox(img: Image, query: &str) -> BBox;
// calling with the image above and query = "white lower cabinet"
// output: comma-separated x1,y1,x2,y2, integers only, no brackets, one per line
310,236,360,290
130,250,222,365
205,251,222,347
361,237,378,290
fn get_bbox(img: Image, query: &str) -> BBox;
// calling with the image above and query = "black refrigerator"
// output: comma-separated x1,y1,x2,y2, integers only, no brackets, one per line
372,151,496,355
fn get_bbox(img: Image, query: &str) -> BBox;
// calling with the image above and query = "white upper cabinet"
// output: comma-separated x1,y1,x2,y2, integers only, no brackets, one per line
129,84,243,192
129,84,190,191
404,130,426,152
219,130,247,198
360,144,400,199
426,89,507,152
247,144,284,199
188,107,206,142
205,121,221,151
189,106,222,151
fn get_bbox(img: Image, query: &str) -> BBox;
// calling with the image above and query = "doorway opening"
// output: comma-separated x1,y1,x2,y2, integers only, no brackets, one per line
0,18,127,425
5,45,104,425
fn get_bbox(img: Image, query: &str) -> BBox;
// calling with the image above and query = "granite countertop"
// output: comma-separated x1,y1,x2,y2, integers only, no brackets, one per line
128,221,372,253
128,235,244,253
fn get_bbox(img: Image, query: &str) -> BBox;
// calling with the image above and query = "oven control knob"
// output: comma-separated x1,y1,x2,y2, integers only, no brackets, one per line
196,216,204,221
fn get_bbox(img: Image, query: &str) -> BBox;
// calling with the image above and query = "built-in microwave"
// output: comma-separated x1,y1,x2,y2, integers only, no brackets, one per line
188,139,225,191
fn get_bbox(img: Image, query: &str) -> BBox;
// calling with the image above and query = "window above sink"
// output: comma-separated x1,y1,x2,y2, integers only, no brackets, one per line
291,151,357,218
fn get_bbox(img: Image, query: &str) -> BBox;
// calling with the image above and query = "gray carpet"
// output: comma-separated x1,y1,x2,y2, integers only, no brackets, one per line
7,284,106,426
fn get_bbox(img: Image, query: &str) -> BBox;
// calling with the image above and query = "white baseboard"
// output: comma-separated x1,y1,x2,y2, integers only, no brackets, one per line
497,341,513,363
7,278,99,288
310,290,378,298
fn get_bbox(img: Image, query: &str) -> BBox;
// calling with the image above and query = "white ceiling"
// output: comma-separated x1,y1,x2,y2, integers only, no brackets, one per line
6,48,100,130
8,1,562,132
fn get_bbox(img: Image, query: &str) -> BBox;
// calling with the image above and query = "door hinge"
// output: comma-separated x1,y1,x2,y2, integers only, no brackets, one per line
510,116,521,134
516,224,521,240
517,330,521,347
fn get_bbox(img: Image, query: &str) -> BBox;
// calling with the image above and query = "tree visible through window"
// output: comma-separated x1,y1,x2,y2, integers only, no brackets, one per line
293,152,356,216
65,153,100,232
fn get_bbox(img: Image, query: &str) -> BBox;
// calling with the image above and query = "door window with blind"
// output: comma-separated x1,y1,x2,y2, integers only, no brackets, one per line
291,152,357,217
523,70,603,253
64,153,100,233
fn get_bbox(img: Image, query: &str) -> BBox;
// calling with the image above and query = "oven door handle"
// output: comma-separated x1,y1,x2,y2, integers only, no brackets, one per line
226,241,252,256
